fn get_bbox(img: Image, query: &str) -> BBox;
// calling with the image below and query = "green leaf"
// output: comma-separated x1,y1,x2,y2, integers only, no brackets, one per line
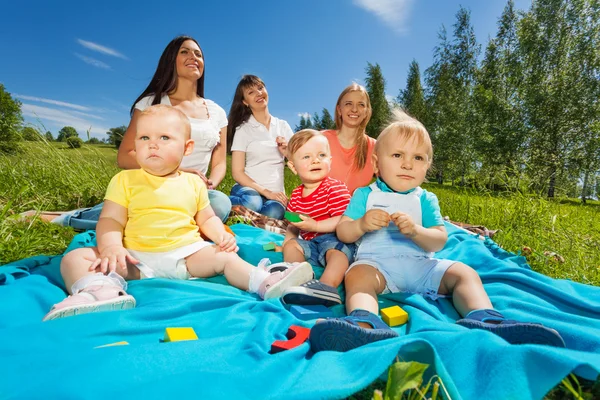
384,361,429,400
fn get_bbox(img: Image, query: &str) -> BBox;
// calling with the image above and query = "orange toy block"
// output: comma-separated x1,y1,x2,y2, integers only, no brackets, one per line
381,305,408,327
163,327,198,342
270,325,310,354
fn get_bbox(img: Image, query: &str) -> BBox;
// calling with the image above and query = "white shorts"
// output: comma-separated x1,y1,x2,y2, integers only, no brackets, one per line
347,255,456,300
128,241,213,280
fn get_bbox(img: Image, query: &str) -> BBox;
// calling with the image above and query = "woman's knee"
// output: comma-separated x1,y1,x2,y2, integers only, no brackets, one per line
229,186,262,212
261,201,285,219
209,190,232,222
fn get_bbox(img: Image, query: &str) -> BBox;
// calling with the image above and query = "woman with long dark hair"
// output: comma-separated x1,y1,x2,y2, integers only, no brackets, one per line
227,75,293,220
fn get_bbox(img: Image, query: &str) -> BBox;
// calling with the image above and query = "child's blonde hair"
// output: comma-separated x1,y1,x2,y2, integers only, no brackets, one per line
334,83,372,171
375,109,433,162
139,104,191,139
287,129,329,158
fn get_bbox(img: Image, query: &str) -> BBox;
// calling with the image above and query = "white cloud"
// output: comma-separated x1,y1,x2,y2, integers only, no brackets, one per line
76,39,128,60
22,103,110,136
353,0,413,34
74,53,111,70
297,112,311,120
14,94,91,112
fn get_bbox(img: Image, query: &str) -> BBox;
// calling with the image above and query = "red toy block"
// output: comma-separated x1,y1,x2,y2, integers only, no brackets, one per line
270,325,310,354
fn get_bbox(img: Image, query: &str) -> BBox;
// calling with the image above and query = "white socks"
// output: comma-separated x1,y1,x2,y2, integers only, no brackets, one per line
248,267,270,294
70,272,127,294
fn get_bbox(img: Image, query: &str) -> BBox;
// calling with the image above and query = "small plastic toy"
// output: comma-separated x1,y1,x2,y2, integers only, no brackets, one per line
263,242,277,251
95,341,129,349
270,325,310,354
284,211,304,223
290,305,333,320
381,305,409,327
163,327,198,342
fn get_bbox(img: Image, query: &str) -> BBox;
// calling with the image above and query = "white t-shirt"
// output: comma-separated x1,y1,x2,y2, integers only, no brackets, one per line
135,94,227,174
231,115,294,193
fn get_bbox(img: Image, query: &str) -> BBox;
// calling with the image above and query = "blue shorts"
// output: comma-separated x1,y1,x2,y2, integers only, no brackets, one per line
294,233,356,268
348,255,455,300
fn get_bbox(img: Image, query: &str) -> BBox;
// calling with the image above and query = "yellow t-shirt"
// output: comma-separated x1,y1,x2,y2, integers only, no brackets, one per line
104,169,210,252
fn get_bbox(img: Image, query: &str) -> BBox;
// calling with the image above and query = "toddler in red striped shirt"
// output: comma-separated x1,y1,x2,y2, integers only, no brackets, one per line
281,129,356,307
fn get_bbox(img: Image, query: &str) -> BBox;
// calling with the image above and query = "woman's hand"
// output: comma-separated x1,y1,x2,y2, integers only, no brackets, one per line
180,168,214,189
264,190,288,205
90,245,138,274
276,136,288,157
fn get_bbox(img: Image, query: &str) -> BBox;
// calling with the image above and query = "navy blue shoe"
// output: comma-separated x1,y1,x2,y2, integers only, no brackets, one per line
456,309,565,348
309,309,399,353
281,279,342,307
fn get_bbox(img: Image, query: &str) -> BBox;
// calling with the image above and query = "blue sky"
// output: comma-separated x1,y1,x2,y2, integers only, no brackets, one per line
0,0,531,140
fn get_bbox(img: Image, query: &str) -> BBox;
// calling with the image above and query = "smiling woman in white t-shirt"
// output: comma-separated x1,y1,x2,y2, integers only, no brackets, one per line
227,75,293,220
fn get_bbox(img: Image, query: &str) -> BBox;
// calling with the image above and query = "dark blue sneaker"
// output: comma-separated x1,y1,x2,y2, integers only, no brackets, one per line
456,309,565,347
309,309,399,352
281,279,342,307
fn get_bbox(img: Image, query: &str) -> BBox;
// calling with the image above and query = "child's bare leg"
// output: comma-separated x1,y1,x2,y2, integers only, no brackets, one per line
185,245,254,290
319,249,349,287
437,262,493,317
282,239,306,263
345,264,387,328
61,247,139,293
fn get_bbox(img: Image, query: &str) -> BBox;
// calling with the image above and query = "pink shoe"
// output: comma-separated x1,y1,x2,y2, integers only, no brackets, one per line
258,262,314,300
43,285,136,321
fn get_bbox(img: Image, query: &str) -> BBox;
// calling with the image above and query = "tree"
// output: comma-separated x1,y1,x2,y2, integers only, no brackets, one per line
57,126,79,142
87,137,101,144
0,84,23,154
294,116,313,132
106,126,127,149
66,136,83,148
312,112,322,130
397,60,428,125
320,108,336,130
21,126,41,141
45,131,54,142
364,62,390,138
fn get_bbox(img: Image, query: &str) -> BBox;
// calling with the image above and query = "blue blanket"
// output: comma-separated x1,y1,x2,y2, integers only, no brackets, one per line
0,223,598,400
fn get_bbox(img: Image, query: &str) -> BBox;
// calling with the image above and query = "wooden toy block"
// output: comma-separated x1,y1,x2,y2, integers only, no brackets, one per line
381,306,409,327
163,327,198,342
263,242,277,251
284,211,304,223
270,325,310,354
290,305,333,320
95,341,129,349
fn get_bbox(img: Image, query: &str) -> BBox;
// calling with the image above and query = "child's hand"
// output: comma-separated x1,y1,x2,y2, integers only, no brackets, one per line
291,214,318,232
391,212,417,238
90,245,138,274
360,209,390,232
218,232,239,253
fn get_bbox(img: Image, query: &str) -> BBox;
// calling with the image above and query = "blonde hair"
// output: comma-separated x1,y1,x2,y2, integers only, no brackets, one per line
139,104,191,139
334,83,372,170
375,109,433,161
287,129,329,157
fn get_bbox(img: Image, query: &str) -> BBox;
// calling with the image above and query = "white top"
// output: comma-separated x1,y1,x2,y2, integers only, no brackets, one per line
231,115,294,193
135,94,227,174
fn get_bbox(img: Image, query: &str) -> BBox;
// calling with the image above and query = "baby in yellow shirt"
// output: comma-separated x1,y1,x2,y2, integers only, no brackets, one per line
44,105,312,321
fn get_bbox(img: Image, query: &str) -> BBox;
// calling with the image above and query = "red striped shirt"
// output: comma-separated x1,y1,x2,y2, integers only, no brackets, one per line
287,177,351,240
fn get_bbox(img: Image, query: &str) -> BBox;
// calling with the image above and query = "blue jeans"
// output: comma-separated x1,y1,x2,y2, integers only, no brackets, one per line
229,184,286,220
53,189,232,230
294,233,356,268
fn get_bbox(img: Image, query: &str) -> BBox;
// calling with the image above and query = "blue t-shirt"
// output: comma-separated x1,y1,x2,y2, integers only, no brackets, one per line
344,179,444,228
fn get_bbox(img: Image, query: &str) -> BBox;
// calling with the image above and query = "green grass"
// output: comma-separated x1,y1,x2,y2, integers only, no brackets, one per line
1,141,599,399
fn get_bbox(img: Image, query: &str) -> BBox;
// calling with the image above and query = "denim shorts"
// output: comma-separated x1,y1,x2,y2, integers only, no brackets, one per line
294,233,356,268
348,255,455,300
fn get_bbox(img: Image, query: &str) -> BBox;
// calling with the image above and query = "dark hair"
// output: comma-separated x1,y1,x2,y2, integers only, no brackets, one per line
226,75,265,152
130,35,205,115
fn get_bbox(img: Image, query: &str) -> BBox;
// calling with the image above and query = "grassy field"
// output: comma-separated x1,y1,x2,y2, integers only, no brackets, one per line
1,141,599,399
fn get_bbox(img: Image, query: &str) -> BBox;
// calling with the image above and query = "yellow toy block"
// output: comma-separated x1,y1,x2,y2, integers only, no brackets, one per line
163,327,198,342
381,306,408,327
95,341,129,349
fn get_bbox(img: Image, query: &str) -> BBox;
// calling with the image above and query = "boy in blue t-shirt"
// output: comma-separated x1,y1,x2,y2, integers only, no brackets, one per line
309,110,565,352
